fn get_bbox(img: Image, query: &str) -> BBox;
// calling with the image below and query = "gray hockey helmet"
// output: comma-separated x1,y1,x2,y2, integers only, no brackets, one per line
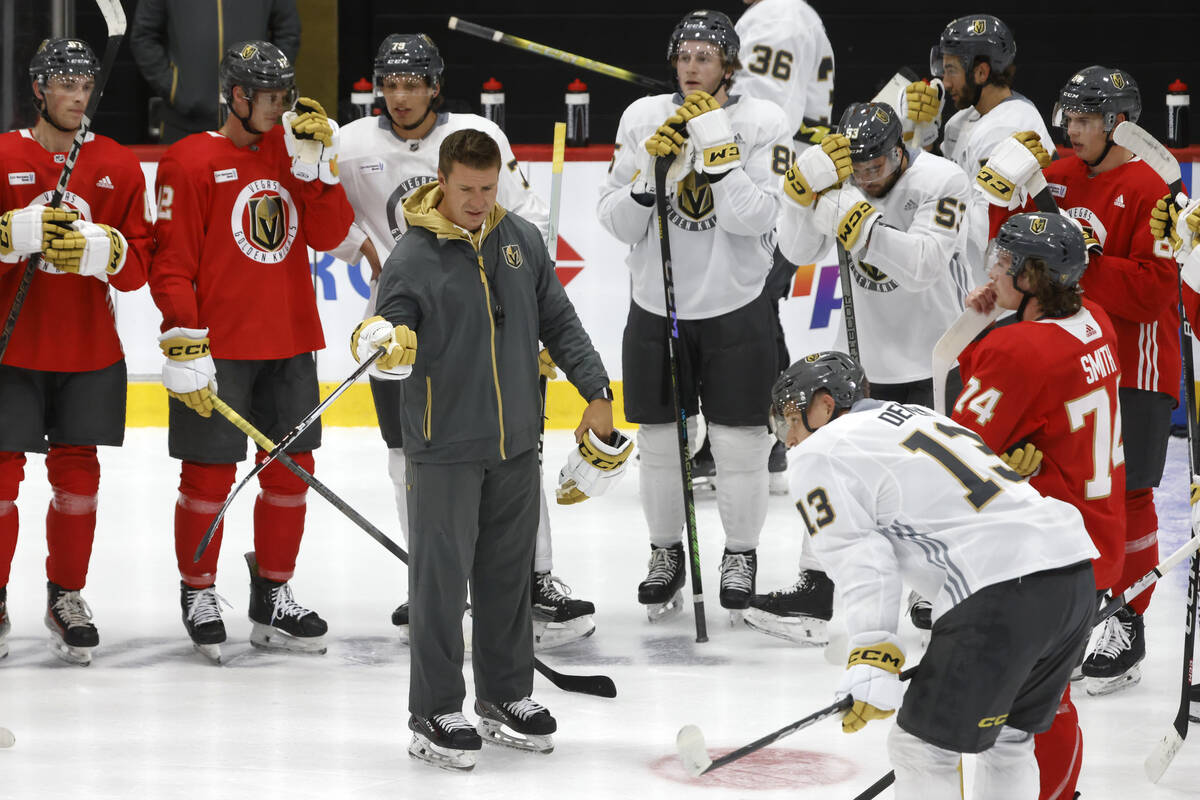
991,212,1088,288
1053,65,1141,132
930,14,1016,78
668,10,740,64
838,102,904,162
220,40,296,108
374,33,444,89
770,352,868,442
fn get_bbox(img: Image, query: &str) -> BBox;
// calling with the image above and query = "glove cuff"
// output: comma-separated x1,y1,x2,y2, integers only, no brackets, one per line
846,630,905,673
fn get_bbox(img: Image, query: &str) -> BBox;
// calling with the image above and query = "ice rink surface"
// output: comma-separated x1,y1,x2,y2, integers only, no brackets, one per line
1,427,1197,799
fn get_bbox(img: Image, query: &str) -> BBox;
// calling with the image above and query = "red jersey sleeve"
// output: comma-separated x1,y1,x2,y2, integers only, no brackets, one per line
285,175,354,254
951,331,1042,454
149,151,208,331
105,146,151,294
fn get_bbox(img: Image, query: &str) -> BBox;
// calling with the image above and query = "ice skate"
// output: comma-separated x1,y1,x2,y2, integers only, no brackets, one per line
768,439,789,495
906,590,932,630
532,571,595,650
1082,606,1144,696
408,712,482,771
475,697,556,754
44,581,97,665
245,552,328,654
392,601,409,644
719,548,757,624
0,588,9,660
743,569,834,646
1188,684,1200,724
181,582,229,664
637,542,686,622
690,438,716,492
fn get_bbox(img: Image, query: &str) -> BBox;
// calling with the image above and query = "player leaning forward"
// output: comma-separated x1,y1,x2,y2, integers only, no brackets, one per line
0,38,150,665
773,352,1097,800
597,10,791,618
149,42,353,660
352,128,617,770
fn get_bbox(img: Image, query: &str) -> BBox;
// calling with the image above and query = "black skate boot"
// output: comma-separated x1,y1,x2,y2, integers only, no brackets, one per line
0,586,9,660
408,712,483,771
475,697,556,754
637,542,686,622
531,571,595,650
245,552,328,654
719,548,757,619
181,582,228,663
906,590,932,631
691,438,717,491
1189,684,1200,724
743,569,834,646
768,439,789,495
391,602,409,627
45,581,98,665
1082,605,1145,695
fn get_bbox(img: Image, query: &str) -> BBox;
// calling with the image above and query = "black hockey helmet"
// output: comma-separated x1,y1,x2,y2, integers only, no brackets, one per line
29,38,99,85
1053,65,1141,133
219,40,296,109
667,10,740,64
838,102,903,162
991,212,1088,289
770,352,868,441
930,14,1016,78
374,33,444,89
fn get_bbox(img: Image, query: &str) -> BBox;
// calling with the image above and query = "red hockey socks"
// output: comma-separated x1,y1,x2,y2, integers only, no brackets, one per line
1034,684,1082,800
0,452,24,589
252,450,312,582
44,445,99,591
175,461,236,588
1119,488,1159,615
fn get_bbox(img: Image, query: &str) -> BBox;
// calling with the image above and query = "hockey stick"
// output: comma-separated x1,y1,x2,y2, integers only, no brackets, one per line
931,306,1002,415
193,348,383,561
0,0,127,364
448,17,673,94
1112,120,1186,202
834,243,860,362
654,155,708,643
538,122,566,466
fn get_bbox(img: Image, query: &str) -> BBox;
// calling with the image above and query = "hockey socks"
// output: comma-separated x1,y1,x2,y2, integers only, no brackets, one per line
1118,488,1159,615
175,461,236,586
0,452,25,588
251,450,313,582
1033,685,1083,800
44,446,101,591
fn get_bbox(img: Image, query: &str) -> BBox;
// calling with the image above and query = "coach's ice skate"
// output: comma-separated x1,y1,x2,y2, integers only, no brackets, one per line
475,697,556,754
391,600,409,643
245,552,327,654
743,569,834,646
44,581,97,665
0,588,9,660
1082,606,1144,695
768,440,789,495
181,582,229,663
637,542,686,622
719,547,756,624
532,571,595,650
408,712,482,771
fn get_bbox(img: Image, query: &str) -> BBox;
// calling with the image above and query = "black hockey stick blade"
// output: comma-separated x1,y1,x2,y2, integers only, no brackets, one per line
533,658,617,698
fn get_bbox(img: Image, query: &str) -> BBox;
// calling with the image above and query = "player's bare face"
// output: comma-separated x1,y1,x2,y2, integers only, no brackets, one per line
674,42,728,99
40,74,94,130
437,163,499,232
380,74,436,130
851,150,901,198
986,249,1026,310
1064,111,1108,162
941,56,973,110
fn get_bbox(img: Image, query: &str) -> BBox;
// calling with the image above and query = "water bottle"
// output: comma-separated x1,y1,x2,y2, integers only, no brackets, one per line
565,78,590,147
1167,79,1190,149
481,77,505,132
349,77,374,120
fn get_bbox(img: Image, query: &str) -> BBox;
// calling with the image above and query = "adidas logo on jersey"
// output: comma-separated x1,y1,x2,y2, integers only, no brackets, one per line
904,199,918,212
96,175,114,189
1113,194,1125,208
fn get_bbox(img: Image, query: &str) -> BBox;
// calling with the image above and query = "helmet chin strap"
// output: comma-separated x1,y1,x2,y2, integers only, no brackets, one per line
399,99,434,131
1085,134,1116,168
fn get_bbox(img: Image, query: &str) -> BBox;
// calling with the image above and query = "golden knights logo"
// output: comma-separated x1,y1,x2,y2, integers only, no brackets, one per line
666,172,718,232
1029,216,1047,234
1110,72,1126,90
230,179,298,263
804,353,821,363
873,108,891,124
852,255,898,293
240,44,258,60
503,243,523,268
971,19,987,34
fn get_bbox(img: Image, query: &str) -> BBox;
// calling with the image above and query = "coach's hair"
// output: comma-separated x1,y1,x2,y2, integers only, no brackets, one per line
438,128,501,176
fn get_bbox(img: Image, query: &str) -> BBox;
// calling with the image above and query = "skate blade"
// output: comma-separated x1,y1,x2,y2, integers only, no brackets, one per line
1084,664,1142,696
768,472,788,496
644,592,684,623
727,609,745,627
1069,666,1085,682
192,642,223,664
249,622,327,655
46,636,92,666
396,624,410,646
0,642,8,660
692,475,717,492
477,718,554,754
534,616,596,651
742,608,828,646
408,734,478,771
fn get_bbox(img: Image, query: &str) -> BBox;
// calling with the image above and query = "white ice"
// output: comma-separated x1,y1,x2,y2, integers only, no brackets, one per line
0,427,1197,799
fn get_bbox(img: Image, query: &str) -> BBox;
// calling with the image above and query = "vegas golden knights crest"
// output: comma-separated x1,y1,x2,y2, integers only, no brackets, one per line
1029,216,1047,234
971,19,986,34
804,353,821,363
503,243,523,268
240,44,258,60
874,108,891,124
1110,72,1125,90
248,193,285,251
677,172,714,221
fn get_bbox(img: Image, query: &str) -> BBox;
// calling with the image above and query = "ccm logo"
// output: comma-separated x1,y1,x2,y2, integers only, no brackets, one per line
847,648,902,669
977,714,1009,728
166,343,209,358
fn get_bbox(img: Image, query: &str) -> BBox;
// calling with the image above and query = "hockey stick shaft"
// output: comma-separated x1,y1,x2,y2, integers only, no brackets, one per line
0,0,127,364
537,123,565,465
654,155,708,643
834,243,860,362
448,17,673,93
193,348,383,561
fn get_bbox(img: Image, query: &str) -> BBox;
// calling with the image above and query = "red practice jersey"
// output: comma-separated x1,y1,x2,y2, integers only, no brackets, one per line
953,299,1126,590
149,126,353,359
0,130,150,372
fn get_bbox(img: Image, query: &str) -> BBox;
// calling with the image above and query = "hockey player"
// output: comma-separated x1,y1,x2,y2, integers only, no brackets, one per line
330,33,593,649
149,41,354,662
0,39,150,665
773,351,1097,800
951,213,1124,800
985,67,1176,696
353,128,617,770
596,10,791,620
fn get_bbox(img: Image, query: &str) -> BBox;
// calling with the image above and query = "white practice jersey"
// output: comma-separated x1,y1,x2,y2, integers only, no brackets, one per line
734,0,836,134
330,113,550,265
791,400,1098,637
778,150,972,383
597,93,791,319
941,94,1052,283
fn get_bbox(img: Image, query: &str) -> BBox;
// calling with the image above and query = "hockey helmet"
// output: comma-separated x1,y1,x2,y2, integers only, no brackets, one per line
375,33,444,89
667,10,740,64
769,352,868,442
989,212,1088,289
930,15,1016,78
838,102,904,162
29,38,99,86
219,41,296,108
1052,65,1141,133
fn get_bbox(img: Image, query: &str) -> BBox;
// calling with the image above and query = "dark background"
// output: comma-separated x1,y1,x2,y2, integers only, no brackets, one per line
21,2,1200,148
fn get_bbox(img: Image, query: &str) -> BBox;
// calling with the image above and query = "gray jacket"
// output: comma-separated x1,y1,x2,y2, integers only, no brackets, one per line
376,183,611,464
130,0,300,133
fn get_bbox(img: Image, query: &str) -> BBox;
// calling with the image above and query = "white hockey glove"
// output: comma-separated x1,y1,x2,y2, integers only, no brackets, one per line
782,133,852,208
975,131,1052,210
284,97,341,185
677,91,740,178
43,219,127,279
350,315,416,380
159,326,217,418
1151,194,1200,261
555,428,634,504
836,631,906,733
1182,245,1200,295
630,145,680,206
825,185,881,257
0,205,78,261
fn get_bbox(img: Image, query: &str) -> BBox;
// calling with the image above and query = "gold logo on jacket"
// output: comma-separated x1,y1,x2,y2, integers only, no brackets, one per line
230,179,298,264
503,244,523,268
676,172,713,221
